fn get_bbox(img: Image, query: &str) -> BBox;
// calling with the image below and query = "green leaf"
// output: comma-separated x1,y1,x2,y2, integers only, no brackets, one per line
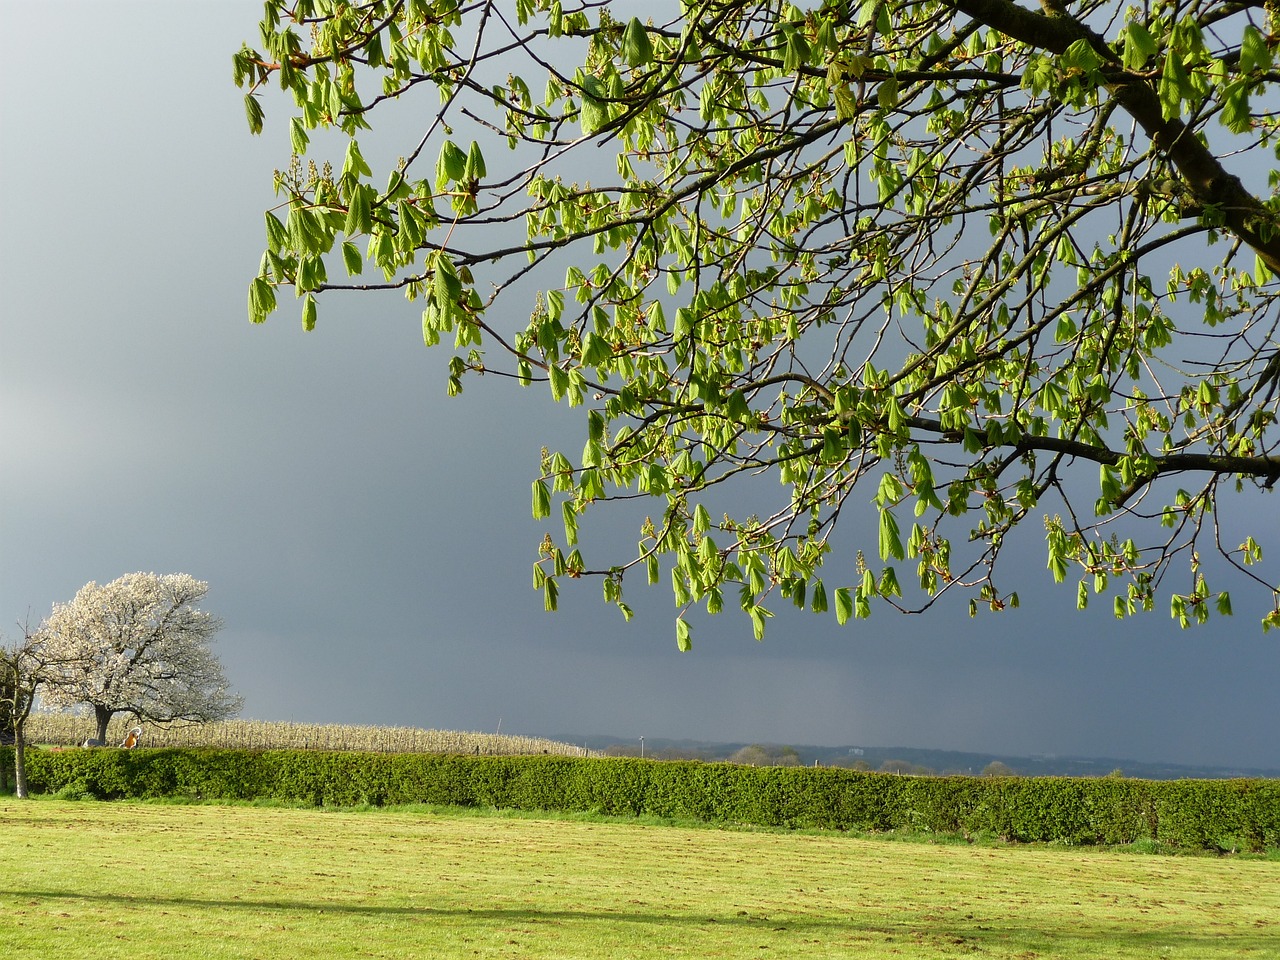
548,364,569,402
671,564,691,605
577,72,609,135
248,276,277,323
244,94,265,135
1240,24,1271,72
465,140,487,180
1158,49,1192,119
1048,550,1068,583
724,389,751,422
676,617,692,652
587,409,605,443
436,140,467,188
877,76,899,110
810,579,828,614
834,587,853,625
300,293,317,332
581,332,613,367
341,241,363,276
876,472,902,507
344,184,372,237
834,82,858,120
287,206,327,257
1122,23,1158,70
532,479,551,519
1060,38,1102,74
297,254,326,292
289,116,310,153
1099,463,1121,502
433,252,463,317
343,139,372,179
706,588,724,615
749,605,772,641
783,29,810,73
699,77,719,122
692,502,712,535
264,211,289,253
879,567,901,599
622,18,653,68
1220,81,1252,134
562,500,579,545
878,509,904,561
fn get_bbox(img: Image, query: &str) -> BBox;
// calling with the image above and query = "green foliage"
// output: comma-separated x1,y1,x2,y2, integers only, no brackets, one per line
14,747,1278,851
236,0,1280,642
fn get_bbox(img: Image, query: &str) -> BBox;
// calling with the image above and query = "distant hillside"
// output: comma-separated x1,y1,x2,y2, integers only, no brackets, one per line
559,735,1280,780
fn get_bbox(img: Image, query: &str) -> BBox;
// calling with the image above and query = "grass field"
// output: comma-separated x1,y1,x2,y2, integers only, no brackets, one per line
1,800,1276,959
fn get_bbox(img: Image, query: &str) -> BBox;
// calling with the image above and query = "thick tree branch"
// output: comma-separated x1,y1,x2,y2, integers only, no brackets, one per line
904,413,1280,485
947,0,1280,273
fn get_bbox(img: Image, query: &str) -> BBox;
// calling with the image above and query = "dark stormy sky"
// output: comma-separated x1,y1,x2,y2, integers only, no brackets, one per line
3,0,1278,769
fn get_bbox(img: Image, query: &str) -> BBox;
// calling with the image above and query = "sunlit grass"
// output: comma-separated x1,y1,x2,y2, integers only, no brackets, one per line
1,799,1276,959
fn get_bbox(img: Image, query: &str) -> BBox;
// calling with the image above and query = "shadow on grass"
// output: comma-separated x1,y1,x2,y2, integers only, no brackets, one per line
4,888,1275,954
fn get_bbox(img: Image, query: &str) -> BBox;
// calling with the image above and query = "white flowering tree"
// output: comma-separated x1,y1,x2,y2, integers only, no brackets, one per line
40,573,242,743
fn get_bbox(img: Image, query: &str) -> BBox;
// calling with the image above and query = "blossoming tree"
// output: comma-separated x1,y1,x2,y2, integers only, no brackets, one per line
40,573,242,743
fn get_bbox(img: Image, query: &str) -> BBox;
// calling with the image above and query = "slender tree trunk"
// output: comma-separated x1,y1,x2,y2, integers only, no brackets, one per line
14,720,28,799
94,705,114,744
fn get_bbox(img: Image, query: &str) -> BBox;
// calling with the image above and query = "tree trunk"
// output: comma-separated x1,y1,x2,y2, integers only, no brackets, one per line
14,719,28,799
94,705,114,744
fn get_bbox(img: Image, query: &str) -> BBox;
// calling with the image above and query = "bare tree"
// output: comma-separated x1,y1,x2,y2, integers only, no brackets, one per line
40,573,243,743
1,626,68,798
728,744,773,766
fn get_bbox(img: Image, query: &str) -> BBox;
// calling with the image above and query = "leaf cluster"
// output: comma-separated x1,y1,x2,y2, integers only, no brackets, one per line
236,0,1280,642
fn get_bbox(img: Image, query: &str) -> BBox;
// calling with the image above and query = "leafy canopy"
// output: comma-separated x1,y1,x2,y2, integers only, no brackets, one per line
235,0,1280,644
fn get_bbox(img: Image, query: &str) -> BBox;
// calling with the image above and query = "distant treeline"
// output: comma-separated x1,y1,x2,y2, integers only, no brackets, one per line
590,737,1278,780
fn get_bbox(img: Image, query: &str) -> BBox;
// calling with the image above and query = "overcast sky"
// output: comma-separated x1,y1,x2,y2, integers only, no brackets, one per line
3,0,1278,770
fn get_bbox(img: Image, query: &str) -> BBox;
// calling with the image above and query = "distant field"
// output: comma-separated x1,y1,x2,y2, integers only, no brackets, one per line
24,714,596,757
1,800,1276,959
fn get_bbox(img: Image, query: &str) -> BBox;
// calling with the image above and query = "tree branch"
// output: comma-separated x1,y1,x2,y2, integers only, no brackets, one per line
946,0,1280,272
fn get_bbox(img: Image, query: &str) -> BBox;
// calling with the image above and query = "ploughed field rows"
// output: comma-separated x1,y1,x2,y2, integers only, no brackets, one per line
25,715,596,757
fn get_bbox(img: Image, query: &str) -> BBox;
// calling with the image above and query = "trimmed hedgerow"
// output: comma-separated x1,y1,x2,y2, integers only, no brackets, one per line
4,747,1276,850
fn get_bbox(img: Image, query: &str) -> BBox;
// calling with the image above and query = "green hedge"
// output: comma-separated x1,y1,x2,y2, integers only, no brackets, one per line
2,746,1276,850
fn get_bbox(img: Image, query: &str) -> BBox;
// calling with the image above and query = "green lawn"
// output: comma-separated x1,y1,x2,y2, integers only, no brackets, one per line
1,799,1275,958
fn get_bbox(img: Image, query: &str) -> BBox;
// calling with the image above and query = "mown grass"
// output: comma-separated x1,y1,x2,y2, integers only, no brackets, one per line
1,798,1276,959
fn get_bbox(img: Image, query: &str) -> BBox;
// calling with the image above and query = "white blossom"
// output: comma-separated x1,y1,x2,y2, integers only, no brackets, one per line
41,573,242,739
